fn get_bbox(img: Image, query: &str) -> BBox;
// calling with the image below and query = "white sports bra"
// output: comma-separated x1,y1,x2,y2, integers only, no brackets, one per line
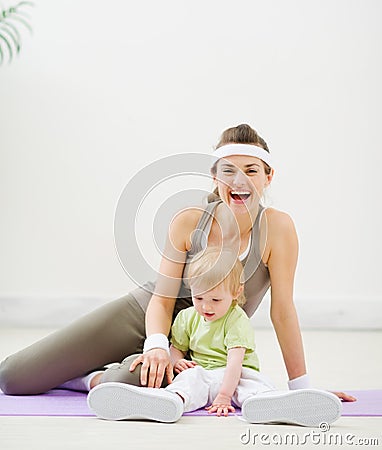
239,235,252,261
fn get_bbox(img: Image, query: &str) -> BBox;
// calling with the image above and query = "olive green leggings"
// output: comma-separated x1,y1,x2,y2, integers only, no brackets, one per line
0,294,161,395
100,353,169,388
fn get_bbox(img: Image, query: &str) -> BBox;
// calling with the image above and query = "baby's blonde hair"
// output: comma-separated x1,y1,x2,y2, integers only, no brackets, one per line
186,247,246,306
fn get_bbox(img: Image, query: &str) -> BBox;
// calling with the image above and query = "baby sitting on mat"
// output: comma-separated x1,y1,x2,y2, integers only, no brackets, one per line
87,247,342,426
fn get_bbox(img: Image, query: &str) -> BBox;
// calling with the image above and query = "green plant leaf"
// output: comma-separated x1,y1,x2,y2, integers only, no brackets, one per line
0,23,20,52
17,1,35,7
0,32,13,62
1,20,22,47
6,13,33,34
0,1,34,65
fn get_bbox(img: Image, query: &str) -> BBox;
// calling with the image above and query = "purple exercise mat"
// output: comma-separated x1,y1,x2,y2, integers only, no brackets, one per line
0,389,381,417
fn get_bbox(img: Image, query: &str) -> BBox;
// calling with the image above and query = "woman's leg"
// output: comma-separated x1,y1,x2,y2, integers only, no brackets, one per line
98,353,169,388
0,294,146,395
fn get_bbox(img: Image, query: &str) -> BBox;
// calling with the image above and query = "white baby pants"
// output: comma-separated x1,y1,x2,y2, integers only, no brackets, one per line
165,365,276,412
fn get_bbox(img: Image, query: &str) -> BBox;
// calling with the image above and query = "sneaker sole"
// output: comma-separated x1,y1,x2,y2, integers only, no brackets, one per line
241,389,342,427
87,382,183,422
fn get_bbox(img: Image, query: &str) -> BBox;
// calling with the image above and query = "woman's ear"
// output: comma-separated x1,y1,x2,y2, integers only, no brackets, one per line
210,170,217,187
264,168,274,187
210,163,218,187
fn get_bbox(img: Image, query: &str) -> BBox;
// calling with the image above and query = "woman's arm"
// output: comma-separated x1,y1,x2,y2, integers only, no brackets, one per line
266,210,357,402
130,209,198,388
266,210,307,381
206,347,246,416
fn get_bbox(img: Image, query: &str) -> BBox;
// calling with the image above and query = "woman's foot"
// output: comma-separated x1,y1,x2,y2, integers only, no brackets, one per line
241,389,342,427
58,371,104,392
87,382,184,422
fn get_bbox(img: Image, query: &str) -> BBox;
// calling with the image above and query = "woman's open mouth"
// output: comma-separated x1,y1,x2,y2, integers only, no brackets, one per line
229,190,251,203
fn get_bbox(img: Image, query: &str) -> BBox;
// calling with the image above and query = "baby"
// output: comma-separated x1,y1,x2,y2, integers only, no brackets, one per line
87,247,342,426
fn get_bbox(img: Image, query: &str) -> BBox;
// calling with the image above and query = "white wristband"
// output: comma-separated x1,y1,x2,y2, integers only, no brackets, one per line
288,374,311,390
143,333,170,355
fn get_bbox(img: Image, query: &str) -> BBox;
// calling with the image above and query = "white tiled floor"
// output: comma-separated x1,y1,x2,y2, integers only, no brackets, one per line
1,327,381,450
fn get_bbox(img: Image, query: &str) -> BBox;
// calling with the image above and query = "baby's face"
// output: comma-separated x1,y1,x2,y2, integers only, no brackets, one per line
192,283,233,322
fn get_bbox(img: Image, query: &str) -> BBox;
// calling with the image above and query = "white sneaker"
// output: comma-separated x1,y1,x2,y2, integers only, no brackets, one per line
87,382,184,422
241,389,342,427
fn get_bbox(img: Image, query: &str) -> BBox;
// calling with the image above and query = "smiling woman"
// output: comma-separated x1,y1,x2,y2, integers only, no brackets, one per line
214,155,272,207
209,125,273,205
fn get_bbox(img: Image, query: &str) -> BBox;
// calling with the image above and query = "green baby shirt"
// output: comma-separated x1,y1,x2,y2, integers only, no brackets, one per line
171,304,259,371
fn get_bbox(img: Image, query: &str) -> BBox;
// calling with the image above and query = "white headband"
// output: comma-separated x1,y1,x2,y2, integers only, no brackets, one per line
211,144,274,169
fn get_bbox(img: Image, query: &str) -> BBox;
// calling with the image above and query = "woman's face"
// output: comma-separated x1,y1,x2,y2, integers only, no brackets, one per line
213,155,273,213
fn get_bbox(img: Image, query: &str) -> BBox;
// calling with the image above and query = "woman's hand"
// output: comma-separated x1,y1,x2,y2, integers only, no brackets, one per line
205,393,235,417
331,391,357,402
173,359,198,374
129,349,174,388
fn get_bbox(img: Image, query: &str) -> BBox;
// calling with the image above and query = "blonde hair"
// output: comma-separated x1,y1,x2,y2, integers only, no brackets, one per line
186,247,246,306
208,124,271,203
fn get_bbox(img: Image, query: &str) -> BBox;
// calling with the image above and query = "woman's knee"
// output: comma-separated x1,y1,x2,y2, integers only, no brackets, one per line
0,356,22,395
100,354,143,386
100,354,168,388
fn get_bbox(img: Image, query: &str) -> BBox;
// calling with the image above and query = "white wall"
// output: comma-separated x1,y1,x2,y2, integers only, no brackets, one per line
1,0,381,328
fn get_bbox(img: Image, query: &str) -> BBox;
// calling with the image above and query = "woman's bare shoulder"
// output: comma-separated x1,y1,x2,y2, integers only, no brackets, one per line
263,207,297,234
168,206,205,251
170,206,204,229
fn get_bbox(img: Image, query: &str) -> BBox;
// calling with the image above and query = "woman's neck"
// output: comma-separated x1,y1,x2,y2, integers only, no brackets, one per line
216,201,259,241
235,208,258,236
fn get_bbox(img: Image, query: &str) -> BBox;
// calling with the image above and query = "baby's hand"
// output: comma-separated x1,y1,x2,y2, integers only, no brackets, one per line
206,394,235,417
173,359,198,374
